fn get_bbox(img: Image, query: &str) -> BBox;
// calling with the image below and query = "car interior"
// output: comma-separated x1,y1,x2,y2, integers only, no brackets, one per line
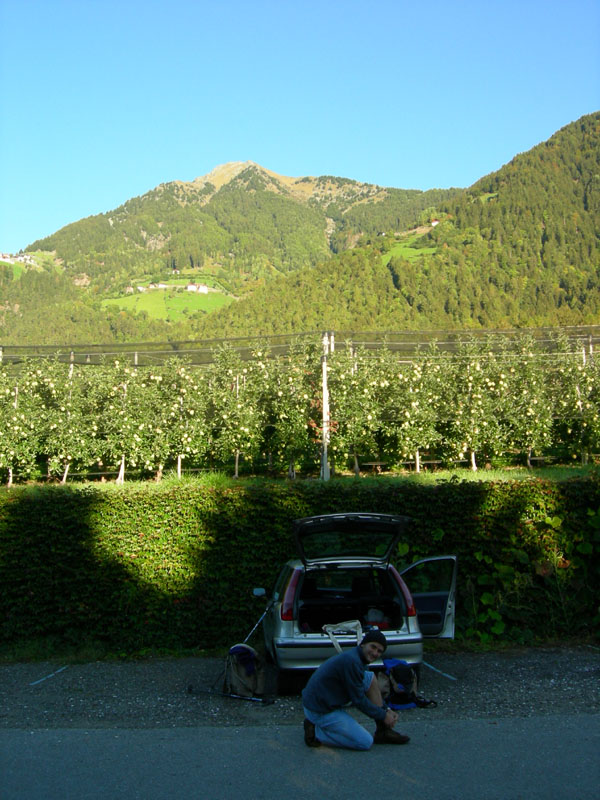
296,566,407,633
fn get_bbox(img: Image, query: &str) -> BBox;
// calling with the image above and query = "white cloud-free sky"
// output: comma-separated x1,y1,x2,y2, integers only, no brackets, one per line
0,0,598,253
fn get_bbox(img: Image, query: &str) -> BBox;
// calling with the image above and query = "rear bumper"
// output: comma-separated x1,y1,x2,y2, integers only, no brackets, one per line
273,634,424,670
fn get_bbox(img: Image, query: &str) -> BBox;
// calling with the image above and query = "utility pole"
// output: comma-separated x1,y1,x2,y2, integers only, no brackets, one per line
320,331,334,480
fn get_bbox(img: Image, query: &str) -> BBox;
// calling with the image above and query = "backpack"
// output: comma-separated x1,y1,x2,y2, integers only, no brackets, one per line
377,659,437,710
223,644,266,698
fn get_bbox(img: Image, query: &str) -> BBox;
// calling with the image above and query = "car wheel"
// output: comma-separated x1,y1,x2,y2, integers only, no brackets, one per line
275,668,313,696
276,668,298,695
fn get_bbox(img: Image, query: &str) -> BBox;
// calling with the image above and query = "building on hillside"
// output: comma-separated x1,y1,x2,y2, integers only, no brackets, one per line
186,283,209,293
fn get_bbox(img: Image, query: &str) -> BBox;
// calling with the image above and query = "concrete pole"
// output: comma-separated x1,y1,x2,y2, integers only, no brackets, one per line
320,332,330,481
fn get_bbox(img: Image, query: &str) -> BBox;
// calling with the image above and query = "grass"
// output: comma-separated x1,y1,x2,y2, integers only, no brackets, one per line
1,251,61,278
101,288,234,321
381,235,437,266
159,470,236,489
159,464,597,486
371,464,596,483
27,250,65,273
1,464,588,493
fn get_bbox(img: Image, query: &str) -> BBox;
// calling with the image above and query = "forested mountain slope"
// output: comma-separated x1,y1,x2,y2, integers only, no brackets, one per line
26,162,456,293
2,112,598,345
191,112,600,335
433,112,600,322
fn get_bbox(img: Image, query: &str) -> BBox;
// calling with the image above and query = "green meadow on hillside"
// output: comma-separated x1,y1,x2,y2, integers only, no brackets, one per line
3,262,24,280
381,234,437,265
102,286,235,321
1,251,62,280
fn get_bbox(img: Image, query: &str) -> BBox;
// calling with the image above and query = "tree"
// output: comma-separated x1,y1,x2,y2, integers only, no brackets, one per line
262,343,322,478
328,345,384,474
439,339,507,470
207,347,263,477
550,336,599,463
380,345,444,472
499,337,554,467
0,363,42,485
97,361,163,483
156,358,211,479
37,360,100,483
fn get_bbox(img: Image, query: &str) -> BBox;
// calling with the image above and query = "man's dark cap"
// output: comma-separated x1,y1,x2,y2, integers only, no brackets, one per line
361,629,387,650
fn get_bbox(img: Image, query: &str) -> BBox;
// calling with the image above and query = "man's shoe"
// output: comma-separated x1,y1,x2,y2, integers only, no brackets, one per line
303,718,321,747
374,723,410,745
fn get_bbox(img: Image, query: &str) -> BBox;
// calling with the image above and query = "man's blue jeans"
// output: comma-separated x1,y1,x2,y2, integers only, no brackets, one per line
303,672,375,750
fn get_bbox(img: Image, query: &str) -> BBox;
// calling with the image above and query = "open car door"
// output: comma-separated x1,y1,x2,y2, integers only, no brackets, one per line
399,555,457,638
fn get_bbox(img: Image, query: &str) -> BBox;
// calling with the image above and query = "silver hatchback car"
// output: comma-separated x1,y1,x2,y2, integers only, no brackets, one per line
254,513,457,681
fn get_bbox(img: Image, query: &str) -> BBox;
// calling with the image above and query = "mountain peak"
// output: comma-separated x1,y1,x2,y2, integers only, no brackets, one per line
192,161,261,190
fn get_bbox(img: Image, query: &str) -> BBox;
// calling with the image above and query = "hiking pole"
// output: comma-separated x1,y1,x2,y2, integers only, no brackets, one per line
422,661,457,681
225,691,274,705
186,685,274,704
243,595,274,644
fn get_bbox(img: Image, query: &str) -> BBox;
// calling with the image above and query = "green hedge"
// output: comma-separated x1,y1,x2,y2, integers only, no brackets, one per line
1,477,599,653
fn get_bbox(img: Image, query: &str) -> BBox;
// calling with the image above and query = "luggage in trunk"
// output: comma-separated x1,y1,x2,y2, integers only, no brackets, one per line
296,567,405,633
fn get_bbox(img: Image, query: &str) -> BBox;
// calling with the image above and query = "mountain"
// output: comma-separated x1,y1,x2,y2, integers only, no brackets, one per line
25,161,457,294
2,112,599,345
188,112,600,336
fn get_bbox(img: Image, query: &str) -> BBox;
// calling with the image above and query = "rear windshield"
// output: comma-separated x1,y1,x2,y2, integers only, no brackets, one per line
299,528,398,561
302,566,397,597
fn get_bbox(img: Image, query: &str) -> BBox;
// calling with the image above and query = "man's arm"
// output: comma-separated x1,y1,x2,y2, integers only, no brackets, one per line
343,662,387,721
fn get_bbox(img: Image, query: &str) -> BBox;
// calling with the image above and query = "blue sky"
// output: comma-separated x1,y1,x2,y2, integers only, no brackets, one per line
0,0,598,253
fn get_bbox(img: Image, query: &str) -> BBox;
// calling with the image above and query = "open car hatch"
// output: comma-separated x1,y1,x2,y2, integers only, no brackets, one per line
293,513,413,566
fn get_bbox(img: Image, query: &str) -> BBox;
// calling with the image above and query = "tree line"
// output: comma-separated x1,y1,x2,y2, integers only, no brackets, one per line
1,333,598,485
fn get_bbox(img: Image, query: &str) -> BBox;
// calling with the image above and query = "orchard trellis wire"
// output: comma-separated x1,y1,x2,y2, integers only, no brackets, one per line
1,324,599,367
1,325,600,485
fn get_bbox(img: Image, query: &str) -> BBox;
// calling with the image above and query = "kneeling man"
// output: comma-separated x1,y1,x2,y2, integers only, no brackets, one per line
301,629,410,750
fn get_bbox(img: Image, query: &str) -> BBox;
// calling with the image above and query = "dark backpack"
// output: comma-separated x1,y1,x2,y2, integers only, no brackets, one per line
377,659,437,709
223,644,266,698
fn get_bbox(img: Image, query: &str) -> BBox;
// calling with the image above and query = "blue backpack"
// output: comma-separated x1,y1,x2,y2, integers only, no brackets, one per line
380,659,437,710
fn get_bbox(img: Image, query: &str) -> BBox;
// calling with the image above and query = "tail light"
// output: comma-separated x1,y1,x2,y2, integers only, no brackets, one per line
390,565,416,617
280,568,301,620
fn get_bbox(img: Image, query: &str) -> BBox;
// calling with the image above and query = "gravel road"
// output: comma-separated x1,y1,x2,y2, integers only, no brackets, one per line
1,645,598,730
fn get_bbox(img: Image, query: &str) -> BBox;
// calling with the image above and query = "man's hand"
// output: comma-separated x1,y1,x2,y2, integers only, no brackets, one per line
383,709,398,728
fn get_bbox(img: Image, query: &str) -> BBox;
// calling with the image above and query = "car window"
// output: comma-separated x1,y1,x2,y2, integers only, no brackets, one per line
299,529,397,560
401,558,455,594
272,565,294,601
302,567,396,596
